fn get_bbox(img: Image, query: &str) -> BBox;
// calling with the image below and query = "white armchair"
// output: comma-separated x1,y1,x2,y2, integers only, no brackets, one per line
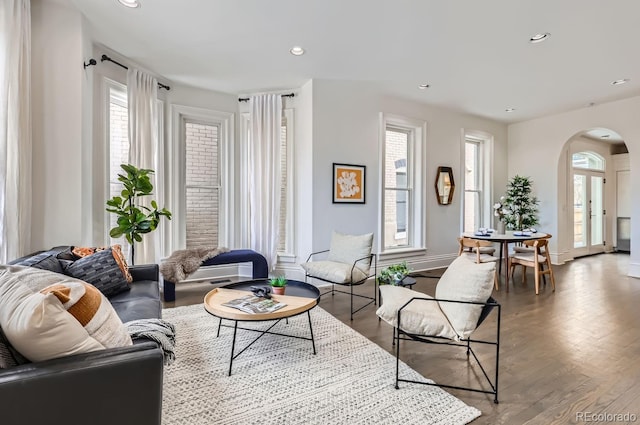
301,231,376,320
377,255,501,403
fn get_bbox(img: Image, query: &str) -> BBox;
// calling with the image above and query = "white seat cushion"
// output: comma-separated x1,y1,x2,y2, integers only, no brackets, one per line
326,231,373,272
376,285,457,340
511,252,537,262
465,246,496,255
301,260,368,284
513,246,535,253
435,255,496,340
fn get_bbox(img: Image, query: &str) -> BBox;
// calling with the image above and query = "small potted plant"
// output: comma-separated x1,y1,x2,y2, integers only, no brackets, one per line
377,262,411,286
269,276,288,295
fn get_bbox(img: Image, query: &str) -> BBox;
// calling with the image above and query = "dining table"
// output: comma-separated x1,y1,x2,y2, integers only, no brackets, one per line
462,230,550,290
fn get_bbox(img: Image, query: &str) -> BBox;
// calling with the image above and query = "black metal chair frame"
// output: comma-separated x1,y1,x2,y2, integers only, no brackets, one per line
304,250,377,321
393,296,501,403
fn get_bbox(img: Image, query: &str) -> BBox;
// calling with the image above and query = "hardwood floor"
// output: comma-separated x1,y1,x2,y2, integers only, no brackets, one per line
164,253,640,424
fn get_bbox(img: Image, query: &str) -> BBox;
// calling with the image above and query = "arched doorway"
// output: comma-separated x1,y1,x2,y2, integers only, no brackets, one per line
563,128,629,259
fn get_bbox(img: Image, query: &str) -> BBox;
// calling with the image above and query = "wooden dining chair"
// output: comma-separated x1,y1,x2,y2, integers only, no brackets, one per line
458,237,500,290
509,238,556,295
512,233,552,286
462,244,496,255
513,233,552,254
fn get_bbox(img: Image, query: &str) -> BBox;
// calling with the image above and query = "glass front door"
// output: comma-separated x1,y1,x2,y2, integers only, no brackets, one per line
573,171,605,256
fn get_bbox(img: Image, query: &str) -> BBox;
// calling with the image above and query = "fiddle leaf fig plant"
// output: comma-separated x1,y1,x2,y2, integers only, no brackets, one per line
106,164,171,264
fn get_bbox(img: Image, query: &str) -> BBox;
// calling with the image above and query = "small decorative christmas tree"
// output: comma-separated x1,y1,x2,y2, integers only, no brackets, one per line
502,175,539,231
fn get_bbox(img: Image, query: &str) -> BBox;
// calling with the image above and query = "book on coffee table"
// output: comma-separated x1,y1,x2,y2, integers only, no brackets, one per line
223,295,287,314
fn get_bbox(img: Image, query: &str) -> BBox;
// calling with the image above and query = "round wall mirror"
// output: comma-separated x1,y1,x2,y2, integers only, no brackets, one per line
435,166,455,205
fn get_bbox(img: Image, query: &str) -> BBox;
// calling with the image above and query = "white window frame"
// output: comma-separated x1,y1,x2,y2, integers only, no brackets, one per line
240,108,296,263
378,113,427,259
169,105,234,251
461,130,494,231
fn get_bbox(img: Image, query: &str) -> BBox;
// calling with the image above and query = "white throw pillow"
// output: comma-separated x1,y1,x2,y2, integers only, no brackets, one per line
41,280,132,349
326,231,373,272
435,255,495,340
301,260,368,284
0,265,131,362
376,285,457,340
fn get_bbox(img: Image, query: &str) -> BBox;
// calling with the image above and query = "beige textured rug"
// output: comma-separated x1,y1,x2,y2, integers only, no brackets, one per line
162,304,481,425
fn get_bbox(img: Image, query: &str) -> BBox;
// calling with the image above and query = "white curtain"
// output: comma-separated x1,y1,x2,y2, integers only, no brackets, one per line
0,0,31,263
127,68,160,265
248,94,282,270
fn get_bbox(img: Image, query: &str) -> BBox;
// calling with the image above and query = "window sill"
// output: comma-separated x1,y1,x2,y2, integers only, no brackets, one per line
377,247,427,262
277,252,297,264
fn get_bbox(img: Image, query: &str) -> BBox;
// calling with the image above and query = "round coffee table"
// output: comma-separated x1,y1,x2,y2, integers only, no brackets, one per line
204,279,320,375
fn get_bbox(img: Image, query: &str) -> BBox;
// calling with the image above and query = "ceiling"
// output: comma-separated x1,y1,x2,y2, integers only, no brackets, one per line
580,128,624,144
71,0,640,124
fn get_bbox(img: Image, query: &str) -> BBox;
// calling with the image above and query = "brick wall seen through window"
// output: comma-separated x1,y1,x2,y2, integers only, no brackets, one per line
185,122,220,248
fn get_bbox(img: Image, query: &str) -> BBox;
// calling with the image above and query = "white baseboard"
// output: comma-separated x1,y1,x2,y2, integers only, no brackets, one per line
386,253,456,274
178,263,252,284
175,254,459,287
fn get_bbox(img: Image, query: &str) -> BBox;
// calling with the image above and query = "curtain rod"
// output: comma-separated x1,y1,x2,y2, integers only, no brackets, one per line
100,55,171,90
238,93,295,102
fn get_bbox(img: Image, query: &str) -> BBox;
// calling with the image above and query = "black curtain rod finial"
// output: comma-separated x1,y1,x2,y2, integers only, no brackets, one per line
238,93,295,102
100,53,170,90
83,58,97,69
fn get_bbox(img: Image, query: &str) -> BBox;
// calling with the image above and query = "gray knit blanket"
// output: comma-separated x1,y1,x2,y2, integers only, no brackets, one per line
159,247,230,282
125,319,177,365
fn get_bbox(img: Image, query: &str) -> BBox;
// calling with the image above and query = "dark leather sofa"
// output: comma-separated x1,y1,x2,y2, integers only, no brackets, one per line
0,247,164,425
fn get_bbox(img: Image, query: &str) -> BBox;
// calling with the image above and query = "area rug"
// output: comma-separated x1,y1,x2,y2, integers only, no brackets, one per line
161,304,481,425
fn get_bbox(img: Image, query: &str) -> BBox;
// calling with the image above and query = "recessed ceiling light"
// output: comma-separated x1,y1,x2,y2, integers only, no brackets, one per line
601,134,610,138
418,84,430,90
290,46,305,56
505,108,516,113
611,78,630,85
117,0,140,7
529,33,550,43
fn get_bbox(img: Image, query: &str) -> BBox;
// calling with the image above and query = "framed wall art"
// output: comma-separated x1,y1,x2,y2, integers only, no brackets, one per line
333,163,366,204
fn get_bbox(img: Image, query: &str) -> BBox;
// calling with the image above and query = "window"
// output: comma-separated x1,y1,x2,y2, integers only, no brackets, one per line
106,82,130,257
462,132,493,232
105,80,165,258
170,105,233,251
185,122,220,248
572,152,605,171
241,109,295,260
277,112,293,253
464,138,482,232
384,128,410,246
380,114,426,253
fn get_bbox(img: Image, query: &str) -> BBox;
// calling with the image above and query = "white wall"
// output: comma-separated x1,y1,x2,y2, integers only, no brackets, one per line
508,96,640,277
31,0,86,250
310,80,508,270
